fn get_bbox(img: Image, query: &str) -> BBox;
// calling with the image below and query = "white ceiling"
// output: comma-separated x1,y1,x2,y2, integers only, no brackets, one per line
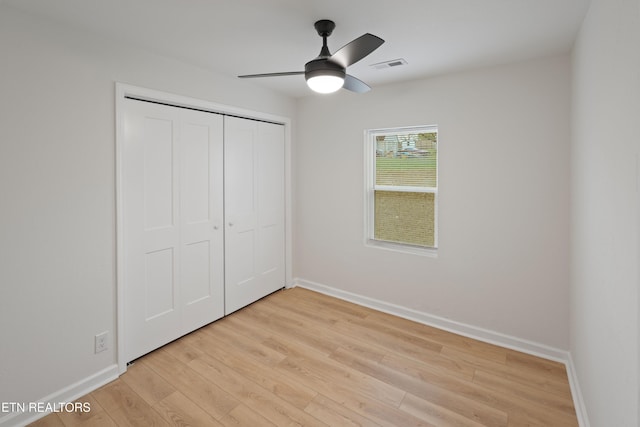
3,0,590,98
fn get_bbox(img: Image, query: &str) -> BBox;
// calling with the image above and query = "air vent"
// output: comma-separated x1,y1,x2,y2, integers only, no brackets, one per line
370,58,408,70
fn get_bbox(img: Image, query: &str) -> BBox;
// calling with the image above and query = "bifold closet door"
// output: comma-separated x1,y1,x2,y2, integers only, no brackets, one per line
122,99,224,362
224,116,285,314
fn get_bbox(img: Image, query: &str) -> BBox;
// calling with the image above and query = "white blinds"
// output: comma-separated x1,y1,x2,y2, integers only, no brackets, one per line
375,132,437,189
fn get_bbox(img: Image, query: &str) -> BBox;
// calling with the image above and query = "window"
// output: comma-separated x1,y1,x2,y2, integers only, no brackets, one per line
365,125,438,254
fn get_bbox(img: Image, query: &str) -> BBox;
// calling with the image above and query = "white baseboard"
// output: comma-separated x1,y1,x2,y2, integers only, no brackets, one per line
0,364,119,427
565,352,591,427
291,277,590,426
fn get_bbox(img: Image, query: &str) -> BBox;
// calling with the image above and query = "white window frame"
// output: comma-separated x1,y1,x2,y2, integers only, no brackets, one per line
364,125,438,257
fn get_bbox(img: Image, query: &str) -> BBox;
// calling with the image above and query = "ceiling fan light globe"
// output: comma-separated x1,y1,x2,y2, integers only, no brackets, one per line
306,75,344,93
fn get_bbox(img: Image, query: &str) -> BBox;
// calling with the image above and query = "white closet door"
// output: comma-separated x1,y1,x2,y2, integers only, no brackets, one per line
122,99,224,362
224,116,285,314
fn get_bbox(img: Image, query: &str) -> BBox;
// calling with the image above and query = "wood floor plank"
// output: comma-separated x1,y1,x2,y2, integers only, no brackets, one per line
188,353,329,427
28,414,66,427
440,346,574,399
106,407,167,427
382,350,577,427
334,341,475,382
244,316,408,409
304,394,383,427
365,310,509,364
243,300,341,355
119,361,175,406
255,294,394,362
279,287,373,319
332,346,508,427
91,379,169,427
275,356,431,427
505,349,570,379
400,393,491,427
54,394,114,427
28,287,578,427
191,324,318,409
266,291,343,327
472,369,575,416
199,318,287,366
152,390,223,427
331,317,444,361
508,409,579,427
218,404,278,427
88,380,141,416
161,334,207,364
67,411,118,427
281,353,407,408
142,349,239,420
216,309,275,342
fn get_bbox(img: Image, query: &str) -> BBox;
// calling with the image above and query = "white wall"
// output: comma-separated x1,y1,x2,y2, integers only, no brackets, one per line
570,0,640,425
0,6,295,424
294,55,571,350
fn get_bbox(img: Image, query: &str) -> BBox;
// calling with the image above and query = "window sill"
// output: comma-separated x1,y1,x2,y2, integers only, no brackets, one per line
365,239,438,258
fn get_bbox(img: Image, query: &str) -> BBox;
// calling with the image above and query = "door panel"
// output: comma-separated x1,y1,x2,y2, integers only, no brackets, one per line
182,123,211,224
142,117,175,230
144,248,175,319
181,240,210,304
224,117,285,314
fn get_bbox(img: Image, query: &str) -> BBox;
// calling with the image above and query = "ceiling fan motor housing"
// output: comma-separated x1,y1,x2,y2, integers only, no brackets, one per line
304,58,345,82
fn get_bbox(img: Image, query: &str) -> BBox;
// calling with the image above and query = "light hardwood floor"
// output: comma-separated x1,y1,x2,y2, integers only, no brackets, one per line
30,287,578,426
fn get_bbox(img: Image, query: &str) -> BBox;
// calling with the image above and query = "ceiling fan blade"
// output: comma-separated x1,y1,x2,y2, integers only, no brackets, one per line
330,33,384,68
343,74,371,93
238,71,304,78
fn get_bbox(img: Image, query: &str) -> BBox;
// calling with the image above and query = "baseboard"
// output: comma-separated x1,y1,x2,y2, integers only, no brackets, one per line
292,278,590,426
0,364,119,427
565,353,591,427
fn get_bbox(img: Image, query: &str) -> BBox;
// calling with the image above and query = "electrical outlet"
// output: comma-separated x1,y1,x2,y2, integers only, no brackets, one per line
95,332,108,354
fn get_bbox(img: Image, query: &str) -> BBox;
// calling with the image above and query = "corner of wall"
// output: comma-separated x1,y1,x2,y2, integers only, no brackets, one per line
565,353,591,427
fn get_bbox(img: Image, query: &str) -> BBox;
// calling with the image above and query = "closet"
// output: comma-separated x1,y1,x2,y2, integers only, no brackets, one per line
121,98,285,363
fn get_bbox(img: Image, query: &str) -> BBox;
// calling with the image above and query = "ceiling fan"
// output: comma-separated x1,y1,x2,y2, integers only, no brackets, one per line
238,19,384,94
